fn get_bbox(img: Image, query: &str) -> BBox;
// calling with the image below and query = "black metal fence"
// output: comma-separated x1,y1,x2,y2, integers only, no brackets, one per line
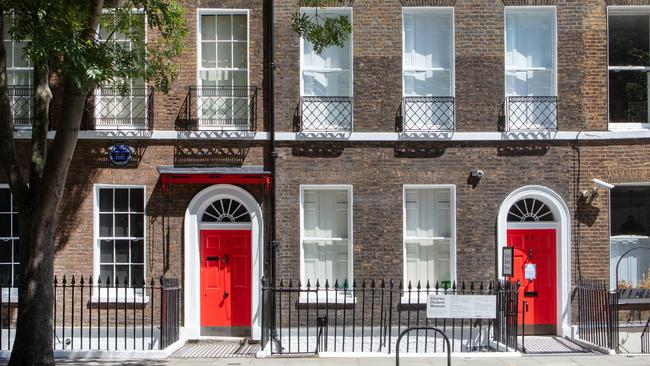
576,278,619,351
642,317,650,354
401,97,455,132
0,275,180,352
504,96,558,132
8,85,32,129
263,279,519,355
300,96,353,132
82,86,154,130
176,86,257,131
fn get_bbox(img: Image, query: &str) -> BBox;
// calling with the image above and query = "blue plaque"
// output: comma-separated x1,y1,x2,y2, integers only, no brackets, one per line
108,143,133,166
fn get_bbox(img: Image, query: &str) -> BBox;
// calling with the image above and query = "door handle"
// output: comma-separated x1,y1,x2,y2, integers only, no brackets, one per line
222,254,229,264
223,291,229,298
207,256,219,261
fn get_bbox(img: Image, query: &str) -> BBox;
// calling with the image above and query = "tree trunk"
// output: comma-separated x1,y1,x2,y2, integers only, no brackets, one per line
8,82,87,366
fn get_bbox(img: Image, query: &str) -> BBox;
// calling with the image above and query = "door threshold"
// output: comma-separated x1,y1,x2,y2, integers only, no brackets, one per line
188,336,250,343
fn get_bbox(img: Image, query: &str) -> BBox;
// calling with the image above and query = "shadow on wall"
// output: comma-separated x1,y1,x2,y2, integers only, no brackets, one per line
497,144,550,157
291,144,344,158
394,145,447,158
577,194,600,227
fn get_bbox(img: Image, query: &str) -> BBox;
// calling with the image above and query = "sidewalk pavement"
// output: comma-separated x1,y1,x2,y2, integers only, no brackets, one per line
52,354,650,366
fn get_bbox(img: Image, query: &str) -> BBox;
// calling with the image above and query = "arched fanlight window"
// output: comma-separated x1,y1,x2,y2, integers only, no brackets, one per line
201,198,251,223
507,198,555,222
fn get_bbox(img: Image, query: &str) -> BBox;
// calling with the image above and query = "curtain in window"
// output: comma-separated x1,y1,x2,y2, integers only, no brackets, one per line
301,10,352,97
404,189,452,286
302,190,349,284
403,11,453,97
505,10,554,97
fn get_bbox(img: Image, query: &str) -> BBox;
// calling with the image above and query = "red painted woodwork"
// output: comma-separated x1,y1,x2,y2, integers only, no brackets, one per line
161,174,271,193
200,230,252,328
507,228,557,334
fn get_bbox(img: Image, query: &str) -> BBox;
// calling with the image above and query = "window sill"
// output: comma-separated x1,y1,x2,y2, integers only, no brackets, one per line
90,295,149,304
608,123,650,131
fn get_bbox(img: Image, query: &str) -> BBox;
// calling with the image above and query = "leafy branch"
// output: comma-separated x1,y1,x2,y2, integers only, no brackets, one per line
291,1,353,54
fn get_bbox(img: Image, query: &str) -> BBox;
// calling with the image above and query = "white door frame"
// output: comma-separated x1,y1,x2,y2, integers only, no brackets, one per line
497,185,572,336
182,184,263,340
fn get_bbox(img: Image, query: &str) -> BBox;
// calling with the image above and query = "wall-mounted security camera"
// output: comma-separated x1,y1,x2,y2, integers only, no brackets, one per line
592,178,615,190
582,178,615,200
470,170,484,178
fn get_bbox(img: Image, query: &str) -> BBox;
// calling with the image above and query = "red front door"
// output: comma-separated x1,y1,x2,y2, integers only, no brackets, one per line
507,228,556,335
200,229,252,336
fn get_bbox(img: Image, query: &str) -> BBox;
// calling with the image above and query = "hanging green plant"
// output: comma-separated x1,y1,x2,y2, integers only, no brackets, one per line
291,1,352,54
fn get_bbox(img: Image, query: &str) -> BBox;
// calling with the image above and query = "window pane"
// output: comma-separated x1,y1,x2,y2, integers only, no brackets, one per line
99,214,113,237
115,239,129,263
100,265,114,284
505,11,553,69
0,189,10,212
14,41,29,68
11,214,18,238
114,214,129,237
12,240,18,261
100,240,113,263
131,264,144,287
131,240,144,263
403,70,452,97
201,15,216,41
403,12,453,70
302,71,351,97
114,189,129,212
609,15,650,66
506,70,553,97
232,42,247,69
217,42,232,68
232,15,247,41
0,240,12,263
99,189,113,212
609,70,648,123
130,188,144,212
611,186,650,236
0,214,11,237
201,42,216,68
217,15,232,41
130,214,143,237
0,264,11,283
115,265,129,285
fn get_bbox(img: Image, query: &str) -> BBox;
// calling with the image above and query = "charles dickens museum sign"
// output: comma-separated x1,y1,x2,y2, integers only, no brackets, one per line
426,294,496,319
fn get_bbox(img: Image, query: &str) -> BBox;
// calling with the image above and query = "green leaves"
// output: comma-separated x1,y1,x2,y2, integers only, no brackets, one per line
7,0,187,94
291,2,352,54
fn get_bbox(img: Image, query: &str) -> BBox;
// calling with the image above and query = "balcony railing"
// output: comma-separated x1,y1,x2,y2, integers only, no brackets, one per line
300,96,353,133
504,96,558,132
8,85,32,129
176,86,257,131
401,97,455,132
82,86,154,130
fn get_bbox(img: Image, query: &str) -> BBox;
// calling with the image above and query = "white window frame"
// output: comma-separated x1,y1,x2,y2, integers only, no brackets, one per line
503,6,558,98
608,182,650,290
0,184,18,302
402,184,457,303
4,12,33,130
196,9,250,131
92,184,148,302
299,185,353,301
94,8,148,130
401,7,455,98
299,7,354,98
607,6,650,130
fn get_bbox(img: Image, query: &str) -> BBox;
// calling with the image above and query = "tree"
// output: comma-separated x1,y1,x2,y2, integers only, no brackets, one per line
291,0,353,53
0,1,187,364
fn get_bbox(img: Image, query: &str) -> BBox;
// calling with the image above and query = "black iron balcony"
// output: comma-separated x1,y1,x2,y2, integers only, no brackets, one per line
299,96,353,133
176,86,257,131
82,86,154,130
8,85,32,129
504,96,558,132
401,96,455,132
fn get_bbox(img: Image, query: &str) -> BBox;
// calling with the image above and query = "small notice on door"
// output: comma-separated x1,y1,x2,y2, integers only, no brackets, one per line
525,263,536,280
426,295,496,319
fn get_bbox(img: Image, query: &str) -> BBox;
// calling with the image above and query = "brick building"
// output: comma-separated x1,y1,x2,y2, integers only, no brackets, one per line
3,0,650,350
